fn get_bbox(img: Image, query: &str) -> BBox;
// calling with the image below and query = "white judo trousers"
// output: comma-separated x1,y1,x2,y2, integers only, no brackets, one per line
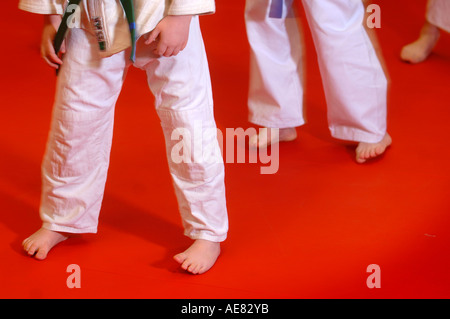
40,17,228,243
427,0,450,33
245,0,388,143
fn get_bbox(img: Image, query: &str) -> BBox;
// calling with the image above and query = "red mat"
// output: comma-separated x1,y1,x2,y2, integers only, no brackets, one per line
0,0,449,299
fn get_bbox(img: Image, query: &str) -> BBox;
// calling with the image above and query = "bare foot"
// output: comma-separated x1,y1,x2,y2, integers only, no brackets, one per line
22,228,69,260
356,133,392,163
249,127,297,148
400,22,440,64
173,239,221,275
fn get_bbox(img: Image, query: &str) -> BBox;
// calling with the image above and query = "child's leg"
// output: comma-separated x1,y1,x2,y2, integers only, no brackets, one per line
23,28,129,259
134,17,228,274
401,0,450,64
302,0,391,163
245,0,304,147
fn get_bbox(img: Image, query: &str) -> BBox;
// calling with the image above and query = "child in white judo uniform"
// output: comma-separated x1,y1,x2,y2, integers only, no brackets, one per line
401,0,450,64
245,0,391,163
20,0,228,275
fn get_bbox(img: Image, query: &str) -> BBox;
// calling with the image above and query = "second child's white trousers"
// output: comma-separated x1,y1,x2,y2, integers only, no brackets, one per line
427,0,450,33
245,0,388,143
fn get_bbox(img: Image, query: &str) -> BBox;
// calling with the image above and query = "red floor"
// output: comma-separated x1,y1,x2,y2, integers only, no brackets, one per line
1,0,449,299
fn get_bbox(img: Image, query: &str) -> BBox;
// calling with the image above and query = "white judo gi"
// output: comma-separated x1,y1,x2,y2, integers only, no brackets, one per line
19,0,228,243
245,0,388,143
427,0,450,33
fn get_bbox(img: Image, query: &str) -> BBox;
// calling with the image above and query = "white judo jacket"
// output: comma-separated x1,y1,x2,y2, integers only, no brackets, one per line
19,0,215,57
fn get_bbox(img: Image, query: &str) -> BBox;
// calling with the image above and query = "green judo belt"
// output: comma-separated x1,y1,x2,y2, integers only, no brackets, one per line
54,0,137,67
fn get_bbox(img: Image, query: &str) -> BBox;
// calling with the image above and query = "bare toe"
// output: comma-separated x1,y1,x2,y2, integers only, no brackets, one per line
35,248,49,260
355,133,391,163
174,239,221,275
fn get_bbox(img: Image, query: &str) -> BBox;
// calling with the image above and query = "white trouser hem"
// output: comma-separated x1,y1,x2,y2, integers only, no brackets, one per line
184,230,227,243
249,117,305,129
42,222,98,234
330,126,385,144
